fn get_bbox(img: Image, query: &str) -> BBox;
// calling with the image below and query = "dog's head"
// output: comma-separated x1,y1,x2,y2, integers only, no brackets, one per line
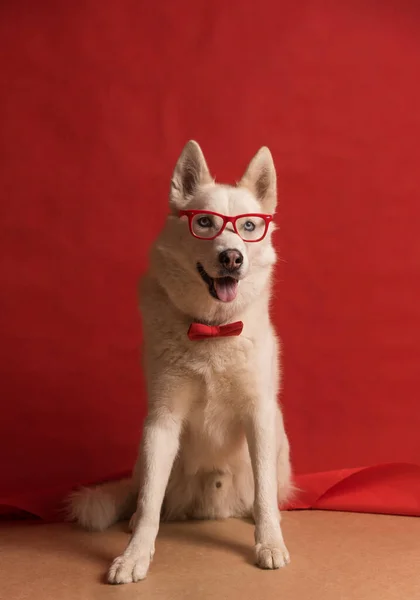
151,141,278,323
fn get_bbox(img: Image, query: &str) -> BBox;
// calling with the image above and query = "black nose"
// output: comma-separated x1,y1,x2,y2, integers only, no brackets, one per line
218,249,243,272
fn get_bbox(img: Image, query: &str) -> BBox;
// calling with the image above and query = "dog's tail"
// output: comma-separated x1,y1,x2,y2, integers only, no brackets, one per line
67,478,136,531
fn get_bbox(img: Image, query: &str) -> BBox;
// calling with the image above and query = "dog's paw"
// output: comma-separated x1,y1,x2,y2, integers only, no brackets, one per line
255,542,290,570
108,553,151,584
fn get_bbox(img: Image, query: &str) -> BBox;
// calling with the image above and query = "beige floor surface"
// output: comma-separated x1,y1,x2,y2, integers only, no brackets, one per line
1,511,419,600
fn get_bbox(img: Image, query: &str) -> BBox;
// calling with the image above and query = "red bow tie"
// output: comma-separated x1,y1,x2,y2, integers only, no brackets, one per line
187,321,243,341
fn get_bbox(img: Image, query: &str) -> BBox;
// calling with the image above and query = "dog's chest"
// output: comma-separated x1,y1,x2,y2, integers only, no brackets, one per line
185,371,246,459
184,336,252,377
183,338,255,443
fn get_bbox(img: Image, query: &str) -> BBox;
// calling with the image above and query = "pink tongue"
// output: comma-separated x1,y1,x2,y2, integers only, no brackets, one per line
214,278,238,302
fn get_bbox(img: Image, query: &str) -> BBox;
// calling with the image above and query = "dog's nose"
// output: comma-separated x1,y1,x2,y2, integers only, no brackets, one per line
218,249,243,271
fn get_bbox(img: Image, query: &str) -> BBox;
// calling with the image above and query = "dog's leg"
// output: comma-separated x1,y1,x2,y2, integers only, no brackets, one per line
246,405,290,569
108,378,192,584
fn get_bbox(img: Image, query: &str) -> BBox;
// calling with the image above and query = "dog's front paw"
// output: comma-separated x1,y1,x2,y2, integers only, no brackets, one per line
255,542,290,570
108,552,151,584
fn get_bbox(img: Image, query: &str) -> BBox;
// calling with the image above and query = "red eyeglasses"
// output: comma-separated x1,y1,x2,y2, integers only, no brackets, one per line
178,210,273,242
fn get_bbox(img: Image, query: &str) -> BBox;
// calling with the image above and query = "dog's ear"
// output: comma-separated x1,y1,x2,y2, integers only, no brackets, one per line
238,147,277,213
169,140,213,212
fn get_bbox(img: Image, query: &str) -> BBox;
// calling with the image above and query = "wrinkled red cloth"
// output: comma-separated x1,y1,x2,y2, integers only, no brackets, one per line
1,1,420,520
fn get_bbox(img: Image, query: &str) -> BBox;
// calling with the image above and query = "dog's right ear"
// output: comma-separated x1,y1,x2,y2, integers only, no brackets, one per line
169,141,213,212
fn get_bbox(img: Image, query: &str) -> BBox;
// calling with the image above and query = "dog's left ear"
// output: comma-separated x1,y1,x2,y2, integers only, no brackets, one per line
238,147,277,213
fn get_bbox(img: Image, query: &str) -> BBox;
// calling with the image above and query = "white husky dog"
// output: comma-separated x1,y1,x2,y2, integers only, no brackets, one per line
69,141,292,584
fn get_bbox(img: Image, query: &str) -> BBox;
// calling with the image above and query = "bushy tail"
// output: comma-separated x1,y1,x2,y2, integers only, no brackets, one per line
67,478,136,531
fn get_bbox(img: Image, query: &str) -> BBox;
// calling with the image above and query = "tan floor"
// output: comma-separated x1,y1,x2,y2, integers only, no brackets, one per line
1,511,419,600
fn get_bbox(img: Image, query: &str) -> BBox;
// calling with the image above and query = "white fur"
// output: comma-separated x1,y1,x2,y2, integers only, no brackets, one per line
68,141,293,583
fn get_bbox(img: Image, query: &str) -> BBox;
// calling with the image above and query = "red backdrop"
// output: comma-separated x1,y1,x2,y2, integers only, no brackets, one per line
1,1,420,519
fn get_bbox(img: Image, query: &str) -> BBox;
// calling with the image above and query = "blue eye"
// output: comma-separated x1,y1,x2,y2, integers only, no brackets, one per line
243,220,255,231
197,216,212,228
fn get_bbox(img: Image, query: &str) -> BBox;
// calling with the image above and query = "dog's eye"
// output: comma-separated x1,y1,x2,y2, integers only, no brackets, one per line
243,220,256,232
197,216,212,228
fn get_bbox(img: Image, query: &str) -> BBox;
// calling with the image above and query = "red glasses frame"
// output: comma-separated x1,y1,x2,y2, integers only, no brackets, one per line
178,210,273,242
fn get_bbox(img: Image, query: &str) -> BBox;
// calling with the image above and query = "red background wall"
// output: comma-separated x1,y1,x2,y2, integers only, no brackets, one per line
1,1,420,519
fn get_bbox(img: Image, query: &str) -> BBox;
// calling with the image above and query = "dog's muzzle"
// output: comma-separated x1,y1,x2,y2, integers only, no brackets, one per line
197,263,239,302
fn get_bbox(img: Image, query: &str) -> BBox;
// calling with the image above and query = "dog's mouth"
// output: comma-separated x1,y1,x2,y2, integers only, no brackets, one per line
197,263,239,303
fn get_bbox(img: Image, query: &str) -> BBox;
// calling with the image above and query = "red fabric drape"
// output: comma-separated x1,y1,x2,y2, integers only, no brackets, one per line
1,1,420,519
